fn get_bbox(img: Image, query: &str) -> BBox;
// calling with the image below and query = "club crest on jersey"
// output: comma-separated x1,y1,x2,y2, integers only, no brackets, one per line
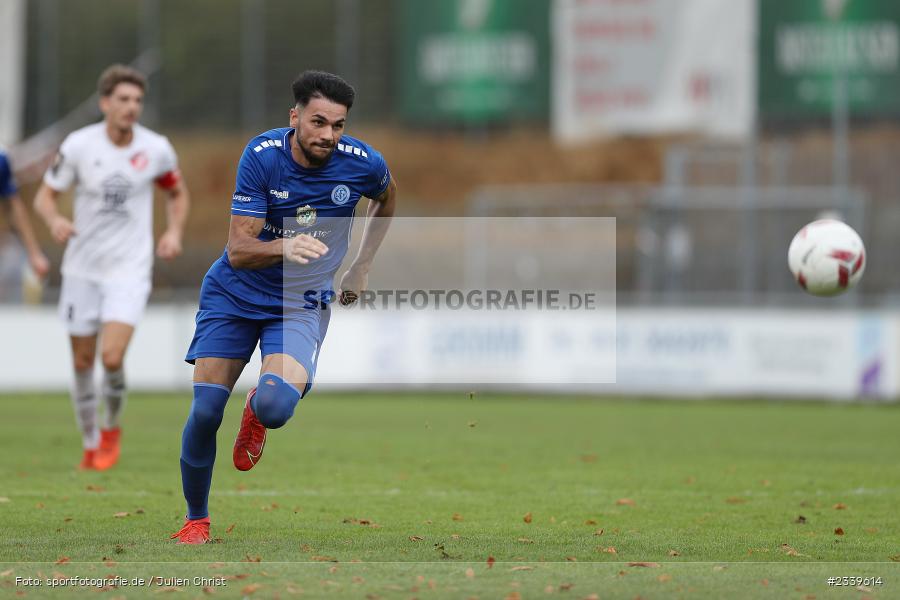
130,151,148,171
296,205,317,227
331,184,351,205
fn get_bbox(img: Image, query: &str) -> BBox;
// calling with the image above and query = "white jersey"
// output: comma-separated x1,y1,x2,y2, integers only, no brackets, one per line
43,123,179,282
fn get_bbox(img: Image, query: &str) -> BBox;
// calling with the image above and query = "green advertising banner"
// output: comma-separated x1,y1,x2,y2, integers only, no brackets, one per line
759,0,900,119
398,0,550,124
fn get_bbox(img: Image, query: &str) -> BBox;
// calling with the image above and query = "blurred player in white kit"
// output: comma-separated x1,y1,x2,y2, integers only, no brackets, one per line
33,64,190,470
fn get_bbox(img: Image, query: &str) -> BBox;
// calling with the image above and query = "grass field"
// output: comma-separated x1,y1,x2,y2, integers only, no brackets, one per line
1,393,898,599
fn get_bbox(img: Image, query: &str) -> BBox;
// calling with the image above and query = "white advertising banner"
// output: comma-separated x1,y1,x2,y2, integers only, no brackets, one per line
552,0,755,141
0,307,895,400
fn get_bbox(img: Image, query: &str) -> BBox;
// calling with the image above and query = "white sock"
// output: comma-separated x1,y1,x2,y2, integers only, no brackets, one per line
102,368,126,430
71,369,99,449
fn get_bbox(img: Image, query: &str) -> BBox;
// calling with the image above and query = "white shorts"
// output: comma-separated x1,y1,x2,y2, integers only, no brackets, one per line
59,275,152,336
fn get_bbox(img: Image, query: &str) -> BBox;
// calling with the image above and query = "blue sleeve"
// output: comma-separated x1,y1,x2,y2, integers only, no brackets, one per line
0,154,17,198
231,145,269,217
366,149,391,199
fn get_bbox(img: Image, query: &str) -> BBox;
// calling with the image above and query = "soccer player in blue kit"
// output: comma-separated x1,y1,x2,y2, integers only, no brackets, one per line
171,71,396,544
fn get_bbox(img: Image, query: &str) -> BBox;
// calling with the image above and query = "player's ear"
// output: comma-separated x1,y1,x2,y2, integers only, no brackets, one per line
99,95,110,115
289,106,299,128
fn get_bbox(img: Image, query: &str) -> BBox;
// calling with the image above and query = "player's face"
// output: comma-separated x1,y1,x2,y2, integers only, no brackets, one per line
100,83,144,131
290,96,348,166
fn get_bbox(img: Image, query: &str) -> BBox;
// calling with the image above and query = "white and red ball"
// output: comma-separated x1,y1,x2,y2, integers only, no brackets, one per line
788,220,865,296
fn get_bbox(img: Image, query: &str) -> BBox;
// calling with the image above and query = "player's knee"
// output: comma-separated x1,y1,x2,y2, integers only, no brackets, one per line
253,373,301,429
101,349,125,372
188,384,230,433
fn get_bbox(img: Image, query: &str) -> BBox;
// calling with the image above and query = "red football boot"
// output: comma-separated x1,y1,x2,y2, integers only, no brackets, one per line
233,388,266,471
94,428,121,471
78,449,97,471
170,517,210,544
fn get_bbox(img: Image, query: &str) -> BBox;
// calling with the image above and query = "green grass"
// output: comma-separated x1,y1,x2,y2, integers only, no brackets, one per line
1,393,899,598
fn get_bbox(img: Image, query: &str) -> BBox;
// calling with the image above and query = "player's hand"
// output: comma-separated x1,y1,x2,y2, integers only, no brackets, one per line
285,234,328,264
28,251,50,279
49,215,76,244
156,229,183,260
338,265,368,305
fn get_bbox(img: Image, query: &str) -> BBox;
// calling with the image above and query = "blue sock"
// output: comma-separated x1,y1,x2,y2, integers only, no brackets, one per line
250,372,301,429
180,383,230,520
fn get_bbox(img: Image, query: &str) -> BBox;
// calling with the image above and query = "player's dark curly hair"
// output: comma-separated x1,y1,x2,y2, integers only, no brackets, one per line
292,70,355,110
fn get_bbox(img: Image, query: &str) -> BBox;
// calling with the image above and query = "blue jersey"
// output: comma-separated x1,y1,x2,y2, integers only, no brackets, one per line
0,152,17,198
202,128,390,318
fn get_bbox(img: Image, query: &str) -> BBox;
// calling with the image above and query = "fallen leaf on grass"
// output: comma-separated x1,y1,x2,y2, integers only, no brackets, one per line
834,528,845,535
202,586,215,595
487,556,496,569
328,566,338,574
593,529,604,536
667,550,680,557
559,582,574,590
156,586,181,593
409,536,424,542
224,574,249,580
658,574,672,582
856,585,873,593
583,594,599,600
63,517,73,522
510,566,533,571
103,560,116,567
566,556,578,562
544,585,555,593
780,544,801,556
517,538,534,544
55,557,69,564
1,569,13,576
628,562,659,568
725,497,747,504
580,454,598,463
506,593,522,600
310,556,337,562
523,512,533,523
0,497,9,503
241,584,261,595
285,585,303,595
452,513,464,521
226,524,235,534
451,534,460,540
243,555,261,562
465,568,475,579
615,498,635,506
833,503,848,510
86,485,104,492
713,565,727,571
760,579,769,586
467,421,477,428
888,555,900,562
35,503,44,509
599,547,617,554
113,512,130,518
584,519,597,525
135,508,145,514
865,528,878,534
794,515,807,524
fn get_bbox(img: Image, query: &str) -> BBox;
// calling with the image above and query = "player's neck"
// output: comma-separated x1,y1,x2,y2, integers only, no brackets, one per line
105,122,134,147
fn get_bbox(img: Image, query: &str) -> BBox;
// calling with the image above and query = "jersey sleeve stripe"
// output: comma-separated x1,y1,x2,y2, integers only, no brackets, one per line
231,207,267,215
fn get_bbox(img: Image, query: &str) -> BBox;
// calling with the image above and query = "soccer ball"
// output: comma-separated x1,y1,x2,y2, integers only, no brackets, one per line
788,219,865,296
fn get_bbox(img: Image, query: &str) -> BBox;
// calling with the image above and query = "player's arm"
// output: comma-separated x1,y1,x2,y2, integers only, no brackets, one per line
33,183,76,244
156,176,190,260
338,175,397,305
226,215,328,269
3,193,50,277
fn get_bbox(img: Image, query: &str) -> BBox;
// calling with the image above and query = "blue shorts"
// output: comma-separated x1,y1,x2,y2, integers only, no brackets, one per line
185,307,330,394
